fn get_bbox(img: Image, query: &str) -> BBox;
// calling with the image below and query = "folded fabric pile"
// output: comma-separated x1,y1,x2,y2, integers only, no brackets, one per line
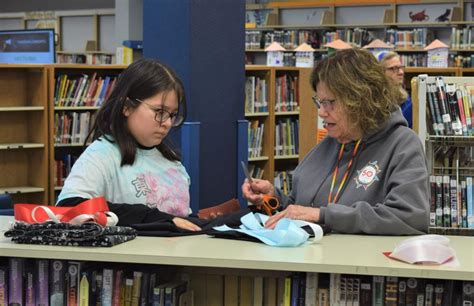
4,221,137,247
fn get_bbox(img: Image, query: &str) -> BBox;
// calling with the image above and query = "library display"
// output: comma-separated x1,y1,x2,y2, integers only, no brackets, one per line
414,75,474,234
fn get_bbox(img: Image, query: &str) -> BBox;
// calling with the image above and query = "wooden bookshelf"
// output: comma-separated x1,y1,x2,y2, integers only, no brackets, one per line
245,1,474,68
245,66,317,193
0,65,49,204
48,64,127,204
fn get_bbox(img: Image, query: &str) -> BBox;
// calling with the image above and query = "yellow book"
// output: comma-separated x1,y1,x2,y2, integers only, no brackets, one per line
79,273,89,306
283,277,292,306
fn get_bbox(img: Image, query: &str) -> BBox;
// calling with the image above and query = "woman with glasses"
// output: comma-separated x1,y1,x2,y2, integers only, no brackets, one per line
378,51,412,128
56,58,201,231
242,48,429,235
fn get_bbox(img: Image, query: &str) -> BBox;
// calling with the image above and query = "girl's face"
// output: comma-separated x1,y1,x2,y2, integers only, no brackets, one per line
316,81,362,144
123,90,179,147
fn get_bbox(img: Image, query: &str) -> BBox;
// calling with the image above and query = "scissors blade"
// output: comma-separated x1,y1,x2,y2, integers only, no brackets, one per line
240,161,254,184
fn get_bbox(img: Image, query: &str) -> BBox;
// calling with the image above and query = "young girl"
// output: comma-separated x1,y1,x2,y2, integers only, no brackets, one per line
57,58,200,231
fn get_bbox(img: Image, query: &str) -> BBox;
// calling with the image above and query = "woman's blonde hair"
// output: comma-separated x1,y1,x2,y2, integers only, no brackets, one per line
310,48,400,134
378,51,409,103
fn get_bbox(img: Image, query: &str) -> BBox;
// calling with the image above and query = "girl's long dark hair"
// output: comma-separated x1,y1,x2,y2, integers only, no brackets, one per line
86,58,187,166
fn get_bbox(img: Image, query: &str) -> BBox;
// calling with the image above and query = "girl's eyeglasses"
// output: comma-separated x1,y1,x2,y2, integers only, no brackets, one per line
134,98,184,127
312,95,336,111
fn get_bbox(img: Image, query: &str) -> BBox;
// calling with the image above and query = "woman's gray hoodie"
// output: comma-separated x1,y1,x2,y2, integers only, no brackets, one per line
277,109,429,235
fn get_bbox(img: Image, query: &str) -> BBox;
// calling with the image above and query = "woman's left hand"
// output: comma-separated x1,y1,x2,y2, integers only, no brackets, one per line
264,205,320,229
172,217,202,231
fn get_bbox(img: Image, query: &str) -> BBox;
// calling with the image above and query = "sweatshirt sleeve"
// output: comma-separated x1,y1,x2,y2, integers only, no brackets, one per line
320,138,430,235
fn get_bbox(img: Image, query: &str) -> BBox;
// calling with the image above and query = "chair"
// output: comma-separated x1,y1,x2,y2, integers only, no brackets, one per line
197,198,241,220
0,194,13,216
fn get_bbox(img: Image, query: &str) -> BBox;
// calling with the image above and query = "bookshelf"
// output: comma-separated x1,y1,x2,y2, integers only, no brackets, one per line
245,1,474,69
48,64,127,204
245,65,316,194
0,65,49,205
0,216,473,304
413,75,474,233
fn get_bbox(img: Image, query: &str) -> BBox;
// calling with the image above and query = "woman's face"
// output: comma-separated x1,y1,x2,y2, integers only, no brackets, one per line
123,90,179,147
383,56,404,86
316,81,361,144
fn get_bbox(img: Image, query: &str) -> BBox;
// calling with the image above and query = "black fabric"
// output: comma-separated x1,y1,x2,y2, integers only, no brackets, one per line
57,197,175,225
4,222,137,247
56,198,331,242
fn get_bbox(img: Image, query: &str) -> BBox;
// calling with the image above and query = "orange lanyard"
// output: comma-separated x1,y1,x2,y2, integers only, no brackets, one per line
328,139,361,204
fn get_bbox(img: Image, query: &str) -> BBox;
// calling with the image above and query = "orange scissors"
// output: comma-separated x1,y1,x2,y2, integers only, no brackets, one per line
241,161,280,216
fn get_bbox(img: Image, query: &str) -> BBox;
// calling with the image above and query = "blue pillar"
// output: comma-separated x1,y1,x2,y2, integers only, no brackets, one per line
181,122,200,214
143,0,245,209
236,119,248,208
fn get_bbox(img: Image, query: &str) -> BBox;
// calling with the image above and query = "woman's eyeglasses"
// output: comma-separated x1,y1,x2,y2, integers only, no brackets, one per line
385,65,405,73
312,95,336,111
134,98,184,127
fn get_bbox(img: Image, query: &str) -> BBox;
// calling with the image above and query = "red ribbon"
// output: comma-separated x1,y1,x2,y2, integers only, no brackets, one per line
14,197,111,226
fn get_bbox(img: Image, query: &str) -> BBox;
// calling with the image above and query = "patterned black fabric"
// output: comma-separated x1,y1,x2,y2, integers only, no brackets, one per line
4,222,137,247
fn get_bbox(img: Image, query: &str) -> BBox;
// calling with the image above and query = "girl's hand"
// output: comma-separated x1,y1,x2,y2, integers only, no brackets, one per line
265,205,320,229
241,178,275,205
172,217,201,231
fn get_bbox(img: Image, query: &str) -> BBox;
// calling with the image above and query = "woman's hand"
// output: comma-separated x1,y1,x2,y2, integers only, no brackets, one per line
265,205,320,229
172,217,201,231
241,178,275,205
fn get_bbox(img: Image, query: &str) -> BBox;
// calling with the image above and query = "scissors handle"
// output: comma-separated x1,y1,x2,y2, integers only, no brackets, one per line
261,194,280,216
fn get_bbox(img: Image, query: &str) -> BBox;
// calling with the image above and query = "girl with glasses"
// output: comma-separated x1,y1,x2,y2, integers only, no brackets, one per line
242,48,429,235
57,58,200,231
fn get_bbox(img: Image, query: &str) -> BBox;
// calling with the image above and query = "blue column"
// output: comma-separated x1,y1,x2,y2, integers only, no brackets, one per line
143,0,245,209
236,119,248,208
181,122,200,214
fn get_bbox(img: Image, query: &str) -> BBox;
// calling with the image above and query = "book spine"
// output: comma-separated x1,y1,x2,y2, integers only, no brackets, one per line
443,176,451,227
450,179,459,227
384,276,398,306
102,268,114,306
36,259,49,306
0,266,7,306
430,175,437,226
50,260,66,306
372,276,384,306
8,258,23,306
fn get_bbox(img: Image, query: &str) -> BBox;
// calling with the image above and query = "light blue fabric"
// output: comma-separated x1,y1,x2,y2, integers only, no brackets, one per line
213,212,318,247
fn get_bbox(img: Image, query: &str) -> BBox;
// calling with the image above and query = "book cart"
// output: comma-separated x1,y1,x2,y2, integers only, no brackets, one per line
413,75,474,234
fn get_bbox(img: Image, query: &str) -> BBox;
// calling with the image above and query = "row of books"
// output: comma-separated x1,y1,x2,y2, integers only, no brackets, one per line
54,111,94,145
245,76,268,113
54,73,118,107
426,78,474,136
245,28,373,50
429,175,474,229
450,27,474,50
54,154,79,187
57,54,115,65
275,118,299,157
385,28,432,49
275,74,299,112
208,272,473,306
248,120,264,158
0,258,190,306
323,28,374,48
274,170,294,195
247,163,264,179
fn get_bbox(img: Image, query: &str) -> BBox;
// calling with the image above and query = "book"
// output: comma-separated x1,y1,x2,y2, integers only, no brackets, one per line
36,259,49,306
224,275,238,306
372,276,385,306
50,260,66,306
8,258,24,306
0,265,7,306
304,272,318,306
384,276,398,306
102,268,114,306
359,275,372,306
67,261,82,306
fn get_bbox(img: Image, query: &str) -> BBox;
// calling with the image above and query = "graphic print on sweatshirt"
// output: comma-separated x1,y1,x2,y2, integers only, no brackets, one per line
354,161,381,190
131,169,190,217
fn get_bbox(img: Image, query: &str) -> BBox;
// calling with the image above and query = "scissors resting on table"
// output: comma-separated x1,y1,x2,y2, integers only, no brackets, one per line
241,161,280,216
